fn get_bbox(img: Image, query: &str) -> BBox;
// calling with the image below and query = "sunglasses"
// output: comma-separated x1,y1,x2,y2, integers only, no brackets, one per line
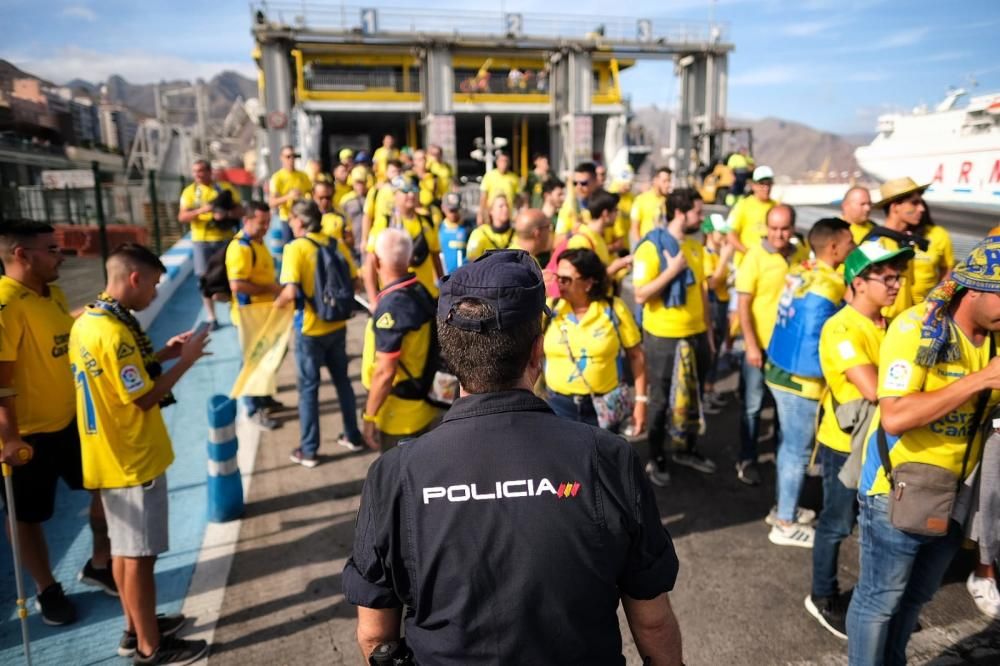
281,153,295,159
556,275,583,286
573,180,591,187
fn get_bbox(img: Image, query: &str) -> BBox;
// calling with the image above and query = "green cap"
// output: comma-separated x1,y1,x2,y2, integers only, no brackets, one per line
700,213,731,234
844,240,914,284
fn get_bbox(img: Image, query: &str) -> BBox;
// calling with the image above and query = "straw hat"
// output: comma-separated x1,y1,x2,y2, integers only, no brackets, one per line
877,177,929,208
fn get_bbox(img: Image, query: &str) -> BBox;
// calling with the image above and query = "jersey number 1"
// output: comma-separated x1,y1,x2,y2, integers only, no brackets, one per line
72,364,98,435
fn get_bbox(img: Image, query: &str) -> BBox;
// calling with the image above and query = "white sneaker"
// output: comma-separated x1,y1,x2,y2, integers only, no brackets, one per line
768,522,815,548
966,573,1000,619
645,461,671,487
765,506,816,526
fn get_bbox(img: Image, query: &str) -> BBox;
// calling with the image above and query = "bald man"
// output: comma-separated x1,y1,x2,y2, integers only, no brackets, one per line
840,186,876,245
510,208,552,264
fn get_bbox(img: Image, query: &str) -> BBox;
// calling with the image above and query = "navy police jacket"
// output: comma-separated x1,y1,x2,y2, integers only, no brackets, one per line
343,390,679,665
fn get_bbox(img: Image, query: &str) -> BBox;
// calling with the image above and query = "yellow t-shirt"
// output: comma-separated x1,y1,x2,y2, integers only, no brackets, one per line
911,225,955,303
479,169,520,206
555,197,593,237
610,191,634,246
333,181,353,212
361,276,438,435
363,184,395,220
727,196,776,265
269,169,312,221
860,303,1000,496
372,147,400,183
279,232,358,337
406,170,438,208
428,158,454,199
702,246,730,302
870,235,915,318
69,309,174,489
567,224,612,267
817,305,885,453
367,214,441,297
632,236,707,338
0,278,75,435
848,220,876,245
630,189,667,241
179,181,241,242
465,224,513,262
226,231,277,326
734,242,809,349
543,297,641,395
321,212,347,242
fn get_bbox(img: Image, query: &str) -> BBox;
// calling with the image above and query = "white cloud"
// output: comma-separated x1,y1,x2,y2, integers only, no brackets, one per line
11,46,256,85
881,27,929,48
60,5,96,22
730,64,803,87
780,19,840,37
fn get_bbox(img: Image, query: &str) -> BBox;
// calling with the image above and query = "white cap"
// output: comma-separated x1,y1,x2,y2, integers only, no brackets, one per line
753,166,775,182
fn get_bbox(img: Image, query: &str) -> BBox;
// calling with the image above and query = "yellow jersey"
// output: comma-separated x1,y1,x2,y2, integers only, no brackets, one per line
848,220,876,245
860,303,1000,495
702,246,730,303
0,278,75,435
817,305,885,453
268,169,312,221
69,309,173,489
911,225,955,303
279,232,358,337
407,170,439,208
428,158,454,199
466,224,514,261
727,196,776,265
610,191,634,246
179,181,241,242
321,211,348,242
555,197,592,237
333,181,353,212
479,169,520,206
367,214,441,298
363,184,395,221
567,224,611,267
543,297,641,395
226,231,276,327
632,236,707,338
630,189,667,242
372,146,400,183
361,275,439,435
734,242,809,349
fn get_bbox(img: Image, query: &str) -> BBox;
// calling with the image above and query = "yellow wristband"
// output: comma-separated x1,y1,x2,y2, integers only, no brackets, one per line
362,413,378,423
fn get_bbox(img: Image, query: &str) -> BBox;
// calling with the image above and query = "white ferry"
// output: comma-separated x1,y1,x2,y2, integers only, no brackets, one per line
855,89,1000,208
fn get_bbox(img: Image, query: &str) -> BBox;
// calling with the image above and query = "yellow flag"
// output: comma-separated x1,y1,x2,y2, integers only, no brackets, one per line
230,304,295,398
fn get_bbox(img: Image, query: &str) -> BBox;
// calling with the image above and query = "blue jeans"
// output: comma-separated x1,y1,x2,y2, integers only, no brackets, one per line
812,447,858,598
770,389,818,523
847,493,963,665
295,328,361,457
547,391,599,428
739,358,770,463
280,219,293,245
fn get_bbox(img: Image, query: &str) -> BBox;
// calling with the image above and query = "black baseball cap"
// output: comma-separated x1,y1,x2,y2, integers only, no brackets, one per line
438,250,549,332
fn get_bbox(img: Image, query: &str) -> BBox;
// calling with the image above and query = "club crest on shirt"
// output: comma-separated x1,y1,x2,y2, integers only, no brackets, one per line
120,365,145,393
376,312,395,329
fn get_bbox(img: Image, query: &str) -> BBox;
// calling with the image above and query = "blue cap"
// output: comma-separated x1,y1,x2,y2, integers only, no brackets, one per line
439,250,549,332
355,150,370,163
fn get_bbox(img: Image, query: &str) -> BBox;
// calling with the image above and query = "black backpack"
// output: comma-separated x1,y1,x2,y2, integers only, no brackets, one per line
391,282,458,408
199,236,253,300
303,236,355,322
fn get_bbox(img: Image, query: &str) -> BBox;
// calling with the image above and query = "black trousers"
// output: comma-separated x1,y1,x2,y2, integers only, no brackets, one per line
644,332,710,463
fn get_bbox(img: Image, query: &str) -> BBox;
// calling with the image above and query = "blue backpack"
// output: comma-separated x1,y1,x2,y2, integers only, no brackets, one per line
303,236,355,322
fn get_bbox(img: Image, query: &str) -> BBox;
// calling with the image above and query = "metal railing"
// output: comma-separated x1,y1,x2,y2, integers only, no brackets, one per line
254,3,728,44
304,65,422,93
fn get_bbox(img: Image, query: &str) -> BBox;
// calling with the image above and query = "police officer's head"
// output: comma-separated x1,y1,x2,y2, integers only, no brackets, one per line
438,251,547,394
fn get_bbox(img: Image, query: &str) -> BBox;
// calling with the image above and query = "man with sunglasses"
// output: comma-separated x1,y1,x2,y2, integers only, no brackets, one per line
554,162,599,245
268,145,313,245
805,242,913,639
726,165,777,267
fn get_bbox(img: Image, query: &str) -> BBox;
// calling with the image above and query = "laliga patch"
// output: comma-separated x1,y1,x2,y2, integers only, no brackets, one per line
837,340,856,361
375,312,396,329
884,360,912,391
119,365,146,394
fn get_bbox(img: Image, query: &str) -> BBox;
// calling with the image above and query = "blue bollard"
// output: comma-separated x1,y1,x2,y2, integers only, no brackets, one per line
266,216,285,273
206,395,244,522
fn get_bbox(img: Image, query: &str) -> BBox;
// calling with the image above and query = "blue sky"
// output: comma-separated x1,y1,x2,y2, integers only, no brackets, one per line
3,0,998,134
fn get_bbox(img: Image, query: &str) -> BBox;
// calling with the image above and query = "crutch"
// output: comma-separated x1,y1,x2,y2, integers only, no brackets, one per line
3,446,33,666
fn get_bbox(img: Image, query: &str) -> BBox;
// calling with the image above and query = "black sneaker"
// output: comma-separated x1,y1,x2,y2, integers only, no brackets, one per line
735,460,761,486
35,583,77,626
804,593,848,640
118,613,188,657
78,558,118,596
671,450,717,474
133,635,208,665
260,396,286,411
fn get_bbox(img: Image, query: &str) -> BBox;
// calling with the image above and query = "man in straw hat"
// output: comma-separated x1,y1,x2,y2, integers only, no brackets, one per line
864,177,930,318
847,236,1000,663
344,250,682,664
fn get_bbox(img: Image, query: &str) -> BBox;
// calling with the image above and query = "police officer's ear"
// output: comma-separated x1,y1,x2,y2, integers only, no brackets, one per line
528,333,545,373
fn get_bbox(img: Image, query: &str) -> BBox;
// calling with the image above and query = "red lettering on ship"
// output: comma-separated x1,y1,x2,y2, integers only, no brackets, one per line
991,159,1000,184
932,164,944,183
958,161,973,184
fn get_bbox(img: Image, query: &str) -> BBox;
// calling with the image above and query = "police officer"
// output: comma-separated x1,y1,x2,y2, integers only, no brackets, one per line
344,250,683,665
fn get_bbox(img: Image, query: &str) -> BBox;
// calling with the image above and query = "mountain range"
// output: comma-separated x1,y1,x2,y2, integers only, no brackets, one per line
2,59,871,179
